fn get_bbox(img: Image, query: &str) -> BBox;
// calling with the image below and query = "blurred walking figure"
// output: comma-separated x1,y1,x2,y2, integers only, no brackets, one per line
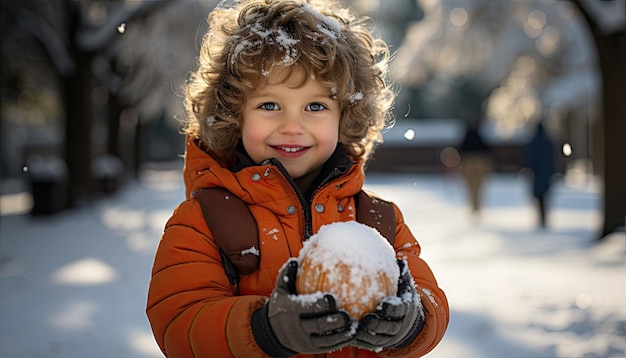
458,119,494,217
523,122,556,228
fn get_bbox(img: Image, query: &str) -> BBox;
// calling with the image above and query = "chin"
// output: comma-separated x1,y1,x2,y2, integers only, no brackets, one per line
287,171,305,179
285,167,309,179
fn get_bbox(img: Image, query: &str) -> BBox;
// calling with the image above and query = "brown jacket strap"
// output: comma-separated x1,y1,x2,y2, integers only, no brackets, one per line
193,188,259,285
355,189,396,245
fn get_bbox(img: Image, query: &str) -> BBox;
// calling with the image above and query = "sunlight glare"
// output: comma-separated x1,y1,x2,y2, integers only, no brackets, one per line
52,258,117,285
102,208,146,231
129,329,163,357
576,293,593,310
404,128,416,141
50,301,98,330
127,232,152,253
528,10,547,30
562,143,572,157
440,147,460,168
536,27,560,57
149,211,171,233
449,8,468,27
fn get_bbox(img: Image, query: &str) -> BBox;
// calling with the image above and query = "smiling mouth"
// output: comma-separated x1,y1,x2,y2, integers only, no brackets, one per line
274,146,306,153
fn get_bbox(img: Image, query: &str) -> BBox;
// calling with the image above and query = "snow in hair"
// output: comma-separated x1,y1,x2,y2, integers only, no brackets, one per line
227,2,344,70
230,22,301,67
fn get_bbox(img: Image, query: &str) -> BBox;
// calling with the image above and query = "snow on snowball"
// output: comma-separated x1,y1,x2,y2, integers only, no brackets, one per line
295,221,400,320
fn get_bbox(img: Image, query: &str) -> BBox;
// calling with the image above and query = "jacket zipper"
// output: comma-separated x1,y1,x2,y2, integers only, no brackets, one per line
264,159,313,240
264,159,354,241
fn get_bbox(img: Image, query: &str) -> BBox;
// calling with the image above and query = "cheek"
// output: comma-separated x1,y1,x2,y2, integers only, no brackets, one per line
241,117,266,142
319,123,340,146
312,123,340,158
240,123,267,160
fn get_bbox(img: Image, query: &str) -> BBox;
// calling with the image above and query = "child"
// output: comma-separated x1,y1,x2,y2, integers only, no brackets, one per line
146,0,449,357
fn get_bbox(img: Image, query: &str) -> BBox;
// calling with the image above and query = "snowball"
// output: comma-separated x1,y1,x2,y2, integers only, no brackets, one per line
296,221,399,320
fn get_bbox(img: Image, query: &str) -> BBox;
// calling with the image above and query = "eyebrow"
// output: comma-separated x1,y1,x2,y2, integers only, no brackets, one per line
248,91,333,100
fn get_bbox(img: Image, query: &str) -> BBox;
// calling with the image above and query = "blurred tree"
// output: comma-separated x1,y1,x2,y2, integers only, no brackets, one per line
571,0,626,240
343,0,424,119
63,0,179,205
388,0,623,240
390,0,513,120
1,0,66,180
96,0,214,172
391,0,596,129
2,0,176,207
0,0,202,206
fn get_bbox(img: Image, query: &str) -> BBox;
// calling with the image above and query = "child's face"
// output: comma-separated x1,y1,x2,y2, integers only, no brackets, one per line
241,67,340,179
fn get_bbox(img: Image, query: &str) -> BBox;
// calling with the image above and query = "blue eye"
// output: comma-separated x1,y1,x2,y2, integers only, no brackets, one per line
259,102,279,111
306,103,326,112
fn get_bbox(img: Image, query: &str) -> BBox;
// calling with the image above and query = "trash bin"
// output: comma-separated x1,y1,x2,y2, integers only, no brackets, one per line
27,155,68,215
91,155,125,193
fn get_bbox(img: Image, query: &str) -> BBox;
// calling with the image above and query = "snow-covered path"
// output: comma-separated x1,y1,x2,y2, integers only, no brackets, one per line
0,169,624,357
365,174,625,358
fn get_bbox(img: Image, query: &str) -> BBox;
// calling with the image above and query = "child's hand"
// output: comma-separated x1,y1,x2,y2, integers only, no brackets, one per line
353,259,426,351
251,259,354,355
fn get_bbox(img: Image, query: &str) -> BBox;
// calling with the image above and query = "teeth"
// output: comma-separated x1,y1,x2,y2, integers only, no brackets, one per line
280,147,303,153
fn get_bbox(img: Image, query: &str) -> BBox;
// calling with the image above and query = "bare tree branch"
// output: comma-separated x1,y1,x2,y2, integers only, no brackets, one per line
76,0,176,52
3,0,74,76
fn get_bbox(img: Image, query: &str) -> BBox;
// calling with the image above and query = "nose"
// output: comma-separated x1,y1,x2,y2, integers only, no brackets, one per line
278,113,305,135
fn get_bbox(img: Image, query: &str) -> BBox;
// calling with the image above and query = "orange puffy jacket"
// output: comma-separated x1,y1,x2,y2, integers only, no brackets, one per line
146,137,449,357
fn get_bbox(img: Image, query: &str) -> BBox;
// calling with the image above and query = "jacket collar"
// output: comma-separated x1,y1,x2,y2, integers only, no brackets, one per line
229,142,355,201
303,146,354,200
183,136,363,202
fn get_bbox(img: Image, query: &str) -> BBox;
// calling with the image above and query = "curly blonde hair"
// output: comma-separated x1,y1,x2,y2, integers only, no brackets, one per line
184,0,395,163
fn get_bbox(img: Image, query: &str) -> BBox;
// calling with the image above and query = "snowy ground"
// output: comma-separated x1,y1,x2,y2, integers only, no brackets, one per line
0,168,624,358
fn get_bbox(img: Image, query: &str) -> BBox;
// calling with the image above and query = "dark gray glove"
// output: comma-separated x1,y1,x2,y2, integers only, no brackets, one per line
353,259,425,351
251,259,354,356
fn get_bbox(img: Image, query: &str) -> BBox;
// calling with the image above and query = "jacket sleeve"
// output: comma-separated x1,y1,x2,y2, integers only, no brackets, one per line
146,198,269,357
382,203,449,357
